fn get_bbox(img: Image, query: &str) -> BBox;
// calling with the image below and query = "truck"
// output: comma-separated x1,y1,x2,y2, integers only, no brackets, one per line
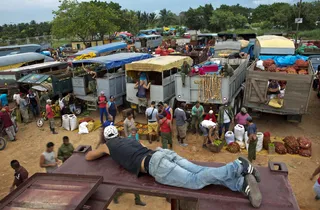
175,56,249,114
125,56,193,111
71,53,152,111
243,35,313,122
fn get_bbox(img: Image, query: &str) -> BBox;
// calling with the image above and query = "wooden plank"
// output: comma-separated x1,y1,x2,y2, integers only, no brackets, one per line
251,79,265,102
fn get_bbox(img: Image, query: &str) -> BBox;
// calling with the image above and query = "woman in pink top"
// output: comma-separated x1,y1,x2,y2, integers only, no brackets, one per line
235,107,250,126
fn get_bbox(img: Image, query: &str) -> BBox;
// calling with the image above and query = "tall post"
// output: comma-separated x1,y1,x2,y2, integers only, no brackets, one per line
295,0,303,46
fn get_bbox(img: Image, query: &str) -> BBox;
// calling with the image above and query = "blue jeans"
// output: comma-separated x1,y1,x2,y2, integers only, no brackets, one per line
99,108,108,124
314,181,320,197
219,122,230,138
149,148,244,191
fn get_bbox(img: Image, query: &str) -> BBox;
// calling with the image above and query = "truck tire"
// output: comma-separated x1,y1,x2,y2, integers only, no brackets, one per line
286,115,302,123
0,137,7,151
75,107,82,115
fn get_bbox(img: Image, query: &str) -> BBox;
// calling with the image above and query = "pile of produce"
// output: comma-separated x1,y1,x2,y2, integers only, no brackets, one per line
227,142,240,153
115,122,148,136
207,140,224,153
198,74,222,102
283,136,299,154
297,137,312,157
274,142,287,154
258,59,309,75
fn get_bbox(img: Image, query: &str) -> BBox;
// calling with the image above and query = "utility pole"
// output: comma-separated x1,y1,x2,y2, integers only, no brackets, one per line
295,0,302,46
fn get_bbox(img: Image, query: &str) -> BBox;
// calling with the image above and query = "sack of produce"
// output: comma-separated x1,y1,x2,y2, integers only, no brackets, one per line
62,114,70,131
225,131,235,145
69,114,78,131
274,142,287,154
283,136,299,154
78,122,89,134
256,60,265,70
299,148,312,157
263,131,271,150
234,124,245,141
79,117,94,124
227,142,240,153
263,59,275,68
297,137,312,149
256,132,264,152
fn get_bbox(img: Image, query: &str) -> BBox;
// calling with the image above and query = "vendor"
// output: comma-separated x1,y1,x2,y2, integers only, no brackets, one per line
267,80,280,99
200,120,218,148
204,110,216,123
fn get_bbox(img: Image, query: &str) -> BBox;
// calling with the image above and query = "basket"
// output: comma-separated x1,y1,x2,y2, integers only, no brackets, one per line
268,143,275,154
207,140,224,153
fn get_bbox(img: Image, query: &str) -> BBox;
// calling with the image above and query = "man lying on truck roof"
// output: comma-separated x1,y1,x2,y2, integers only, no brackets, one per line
86,126,263,208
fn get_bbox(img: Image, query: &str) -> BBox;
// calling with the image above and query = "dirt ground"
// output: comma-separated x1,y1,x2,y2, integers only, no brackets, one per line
0,92,319,210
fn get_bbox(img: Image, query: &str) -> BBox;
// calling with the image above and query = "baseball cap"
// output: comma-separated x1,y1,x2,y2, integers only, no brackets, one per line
100,91,105,95
209,110,214,114
241,107,247,113
110,95,115,99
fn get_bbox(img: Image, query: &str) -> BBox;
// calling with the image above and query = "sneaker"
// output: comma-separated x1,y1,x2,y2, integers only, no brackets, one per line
238,157,261,183
180,143,188,147
242,174,262,208
135,200,146,206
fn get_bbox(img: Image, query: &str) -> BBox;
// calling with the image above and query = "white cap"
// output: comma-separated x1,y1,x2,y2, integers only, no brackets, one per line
46,99,52,103
100,91,105,95
104,126,119,139
209,110,214,114
223,97,228,104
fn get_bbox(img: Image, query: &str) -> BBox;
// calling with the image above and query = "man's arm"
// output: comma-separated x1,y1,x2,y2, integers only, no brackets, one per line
134,82,139,89
311,165,320,180
86,144,110,161
143,82,151,89
40,155,56,168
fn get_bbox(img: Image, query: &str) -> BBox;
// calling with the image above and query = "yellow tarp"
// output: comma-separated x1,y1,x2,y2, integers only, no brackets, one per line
257,35,294,49
74,52,97,61
125,56,193,72
0,63,25,71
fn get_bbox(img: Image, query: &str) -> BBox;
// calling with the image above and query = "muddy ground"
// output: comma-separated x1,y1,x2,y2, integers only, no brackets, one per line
0,92,319,210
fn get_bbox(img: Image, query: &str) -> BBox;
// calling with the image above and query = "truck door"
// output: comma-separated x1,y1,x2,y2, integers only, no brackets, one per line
245,78,268,104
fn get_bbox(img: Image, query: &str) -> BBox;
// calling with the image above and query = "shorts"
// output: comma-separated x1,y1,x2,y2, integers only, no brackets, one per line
148,122,158,134
177,123,187,139
200,125,209,136
138,98,147,107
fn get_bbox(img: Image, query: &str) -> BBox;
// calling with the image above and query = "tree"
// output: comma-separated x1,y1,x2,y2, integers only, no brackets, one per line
158,9,177,26
52,0,119,46
185,8,206,30
210,10,235,31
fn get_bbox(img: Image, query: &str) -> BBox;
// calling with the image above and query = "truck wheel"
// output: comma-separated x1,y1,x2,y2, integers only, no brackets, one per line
0,137,6,151
75,107,82,115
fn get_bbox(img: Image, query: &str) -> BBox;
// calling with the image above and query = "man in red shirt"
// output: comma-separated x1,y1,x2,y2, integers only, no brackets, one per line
46,99,57,134
10,160,28,192
204,110,217,122
98,91,107,124
0,108,16,141
311,165,320,200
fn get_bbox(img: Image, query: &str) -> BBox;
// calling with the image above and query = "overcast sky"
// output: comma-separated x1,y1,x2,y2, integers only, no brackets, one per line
0,0,300,25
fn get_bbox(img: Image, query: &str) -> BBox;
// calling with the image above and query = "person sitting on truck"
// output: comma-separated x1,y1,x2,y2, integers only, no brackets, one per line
310,165,320,200
180,61,191,86
267,80,280,99
204,110,217,123
200,120,218,148
191,101,204,134
86,126,262,208
134,80,151,114
217,97,234,139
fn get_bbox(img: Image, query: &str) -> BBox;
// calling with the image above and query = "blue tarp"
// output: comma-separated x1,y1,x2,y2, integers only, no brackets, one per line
72,53,152,69
259,55,309,67
73,42,127,56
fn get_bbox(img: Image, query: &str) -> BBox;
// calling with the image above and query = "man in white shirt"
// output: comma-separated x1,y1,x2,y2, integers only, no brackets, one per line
200,120,218,148
145,101,158,144
13,92,21,106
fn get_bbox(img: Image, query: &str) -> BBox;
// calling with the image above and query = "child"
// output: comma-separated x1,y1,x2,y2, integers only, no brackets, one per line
128,128,139,141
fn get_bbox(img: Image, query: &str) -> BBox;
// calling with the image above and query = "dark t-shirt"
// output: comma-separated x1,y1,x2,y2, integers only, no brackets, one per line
247,123,257,135
69,95,75,105
106,137,152,176
14,166,29,187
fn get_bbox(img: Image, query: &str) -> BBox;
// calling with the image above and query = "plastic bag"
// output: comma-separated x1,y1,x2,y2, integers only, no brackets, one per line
78,122,89,134
256,60,265,70
225,131,235,145
256,132,264,152
62,114,70,131
69,114,78,131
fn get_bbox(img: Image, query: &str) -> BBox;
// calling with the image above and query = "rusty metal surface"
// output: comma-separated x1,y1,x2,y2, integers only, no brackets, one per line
0,173,103,210
52,145,300,210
